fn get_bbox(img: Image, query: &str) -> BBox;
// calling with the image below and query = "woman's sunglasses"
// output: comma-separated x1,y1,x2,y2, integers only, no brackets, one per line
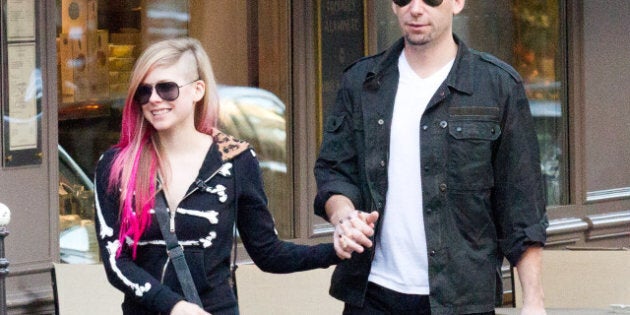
393,0,443,7
133,79,198,105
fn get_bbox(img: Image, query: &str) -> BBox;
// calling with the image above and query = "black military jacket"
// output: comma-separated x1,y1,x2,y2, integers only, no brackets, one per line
314,36,548,314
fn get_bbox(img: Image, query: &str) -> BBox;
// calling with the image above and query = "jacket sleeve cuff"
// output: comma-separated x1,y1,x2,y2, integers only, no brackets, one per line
314,182,362,221
147,286,185,313
501,222,547,266
320,243,343,266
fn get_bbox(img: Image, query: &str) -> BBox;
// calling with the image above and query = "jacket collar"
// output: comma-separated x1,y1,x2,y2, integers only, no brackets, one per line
157,129,249,192
195,128,250,183
210,128,250,162
445,34,474,95
363,38,405,91
364,34,474,96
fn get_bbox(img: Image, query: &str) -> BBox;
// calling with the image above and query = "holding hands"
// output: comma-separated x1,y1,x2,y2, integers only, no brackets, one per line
326,195,379,259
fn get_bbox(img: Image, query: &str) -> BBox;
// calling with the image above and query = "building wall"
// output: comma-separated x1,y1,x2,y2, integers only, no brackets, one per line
0,1,628,313
0,1,58,313
542,0,630,249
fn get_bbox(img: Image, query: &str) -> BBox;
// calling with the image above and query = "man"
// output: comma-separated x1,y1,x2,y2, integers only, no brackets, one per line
314,0,548,314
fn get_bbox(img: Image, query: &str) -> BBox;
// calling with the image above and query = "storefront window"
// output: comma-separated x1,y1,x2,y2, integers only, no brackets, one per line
56,1,290,263
376,0,567,206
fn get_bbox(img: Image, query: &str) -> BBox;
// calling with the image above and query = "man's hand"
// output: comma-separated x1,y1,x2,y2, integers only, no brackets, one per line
333,210,379,259
326,195,379,259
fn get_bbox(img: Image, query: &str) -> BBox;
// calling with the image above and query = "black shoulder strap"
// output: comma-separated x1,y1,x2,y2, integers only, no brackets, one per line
154,193,203,307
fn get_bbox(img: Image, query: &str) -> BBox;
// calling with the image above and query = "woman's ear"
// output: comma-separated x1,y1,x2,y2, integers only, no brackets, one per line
193,80,206,102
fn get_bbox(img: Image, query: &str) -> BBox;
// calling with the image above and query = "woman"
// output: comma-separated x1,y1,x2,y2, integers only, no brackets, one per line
94,37,339,315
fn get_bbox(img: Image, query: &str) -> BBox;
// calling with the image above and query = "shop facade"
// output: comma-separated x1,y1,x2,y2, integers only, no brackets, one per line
0,0,628,313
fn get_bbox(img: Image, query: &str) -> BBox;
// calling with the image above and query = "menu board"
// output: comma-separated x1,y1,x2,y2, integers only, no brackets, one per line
6,0,36,41
318,0,366,126
2,0,42,167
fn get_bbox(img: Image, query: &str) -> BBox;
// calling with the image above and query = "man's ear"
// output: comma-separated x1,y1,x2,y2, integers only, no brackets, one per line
452,0,465,15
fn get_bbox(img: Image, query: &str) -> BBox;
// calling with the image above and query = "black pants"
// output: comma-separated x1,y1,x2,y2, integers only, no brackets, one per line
343,282,495,315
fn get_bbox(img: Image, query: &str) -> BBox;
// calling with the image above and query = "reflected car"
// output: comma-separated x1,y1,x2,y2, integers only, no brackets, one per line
217,85,287,173
58,144,98,264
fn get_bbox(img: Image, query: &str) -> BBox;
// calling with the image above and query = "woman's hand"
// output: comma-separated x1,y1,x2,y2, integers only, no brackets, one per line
170,300,212,315
333,210,379,259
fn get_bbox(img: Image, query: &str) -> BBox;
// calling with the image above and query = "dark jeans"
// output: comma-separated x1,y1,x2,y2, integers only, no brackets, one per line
343,282,495,315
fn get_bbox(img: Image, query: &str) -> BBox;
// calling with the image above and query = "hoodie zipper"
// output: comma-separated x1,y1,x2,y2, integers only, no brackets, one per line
162,173,206,233
160,256,171,283
169,209,176,232
159,163,230,284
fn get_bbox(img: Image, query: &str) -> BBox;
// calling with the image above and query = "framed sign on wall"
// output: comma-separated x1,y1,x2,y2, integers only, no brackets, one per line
1,0,42,167
315,0,368,145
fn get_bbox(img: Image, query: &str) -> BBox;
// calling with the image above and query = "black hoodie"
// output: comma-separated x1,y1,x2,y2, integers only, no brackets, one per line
95,130,339,314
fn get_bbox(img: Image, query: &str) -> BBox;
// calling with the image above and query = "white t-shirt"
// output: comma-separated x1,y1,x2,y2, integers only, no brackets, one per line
368,52,454,295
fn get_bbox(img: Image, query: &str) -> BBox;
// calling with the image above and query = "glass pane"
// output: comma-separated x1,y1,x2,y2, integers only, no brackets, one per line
514,0,566,206
216,86,290,238
56,0,291,263
376,0,567,205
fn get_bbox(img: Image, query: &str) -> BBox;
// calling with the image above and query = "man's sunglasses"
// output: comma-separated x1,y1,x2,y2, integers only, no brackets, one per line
133,79,199,105
393,0,443,7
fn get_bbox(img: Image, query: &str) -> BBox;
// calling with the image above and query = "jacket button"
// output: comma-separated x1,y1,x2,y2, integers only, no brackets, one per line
378,119,384,125
439,121,448,128
456,126,462,132
439,183,447,192
426,208,432,213
429,250,437,256
380,160,386,167
422,125,428,131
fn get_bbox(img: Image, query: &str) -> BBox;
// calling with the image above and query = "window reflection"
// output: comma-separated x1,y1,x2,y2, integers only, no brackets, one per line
56,1,291,263
511,0,565,205
217,86,290,238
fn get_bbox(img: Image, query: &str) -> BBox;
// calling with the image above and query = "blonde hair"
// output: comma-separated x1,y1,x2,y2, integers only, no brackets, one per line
108,37,219,258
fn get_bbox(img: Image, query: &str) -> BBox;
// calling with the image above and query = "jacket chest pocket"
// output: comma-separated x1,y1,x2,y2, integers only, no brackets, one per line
446,119,501,190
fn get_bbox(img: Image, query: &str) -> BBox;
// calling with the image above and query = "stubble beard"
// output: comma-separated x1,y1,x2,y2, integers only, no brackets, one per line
404,33,432,47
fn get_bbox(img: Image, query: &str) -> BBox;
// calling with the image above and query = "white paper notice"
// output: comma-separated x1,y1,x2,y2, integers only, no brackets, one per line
7,43,38,151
